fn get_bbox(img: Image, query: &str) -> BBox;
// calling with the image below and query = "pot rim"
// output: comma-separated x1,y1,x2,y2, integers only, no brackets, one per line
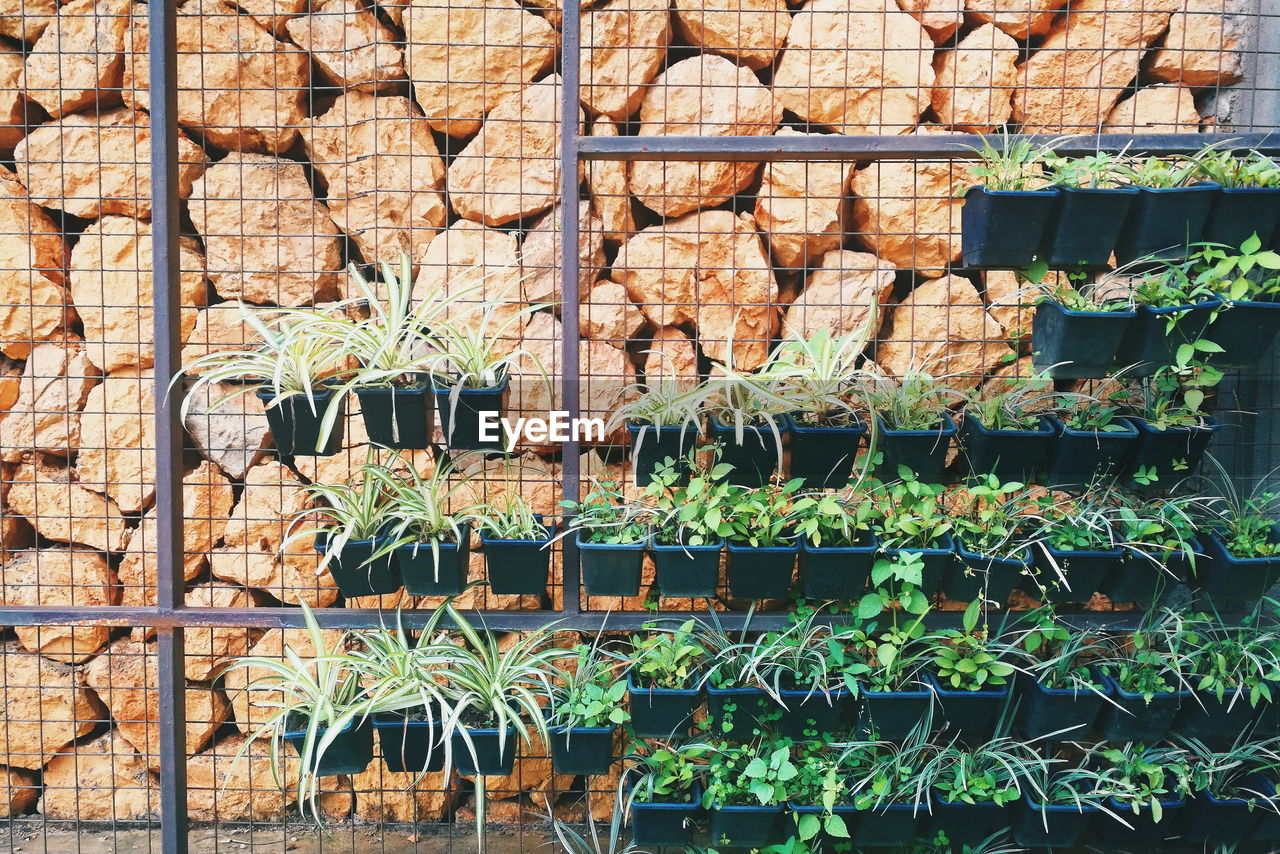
1040,299,1137,319
925,671,1011,698
962,412,1055,438
875,412,958,437
627,672,701,696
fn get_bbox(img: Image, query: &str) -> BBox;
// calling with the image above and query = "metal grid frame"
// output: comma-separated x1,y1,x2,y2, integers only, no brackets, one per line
0,0,1273,849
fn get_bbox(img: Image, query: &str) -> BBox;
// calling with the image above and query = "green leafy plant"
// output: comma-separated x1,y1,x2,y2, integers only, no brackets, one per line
547,639,630,730
950,474,1043,562
703,738,799,809
964,373,1058,431
1189,233,1280,303
1013,606,1107,693
608,376,707,432
1099,608,1194,699
1199,460,1280,558
474,491,552,541
645,453,734,546
958,131,1059,192
562,480,652,545
1191,148,1280,189
929,600,1018,691
1093,742,1191,820
1177,735,1280,805
719,480,805,548
789,486,880,548
787,742,852,842
1058,382,1132,432
859,474,951,622
854,618,935,695
924,737,1047,807
745,614,864,705
286,452,398,572
544,778,648,854
1179,613,1280,707
1132,366,1220,434
628,742,706,804
1116,154,1199,189
628,620,710,689
865,367,965,432
773,325,876,429
844,739,936,809
1044,151,1128,189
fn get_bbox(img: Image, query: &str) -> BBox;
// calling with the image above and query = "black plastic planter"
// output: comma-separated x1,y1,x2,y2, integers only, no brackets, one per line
926,673,1011,742
1114,300,1222,377
706,685,774,739
799,534,876,601
578,534,647,598
432,377,508,453
859,685,935,740
317,535,402,598
1027,543,1123,604
1175,689,1264,740
451,726,517,776
372,712,445,773
959,413,1054,484
628,674,700,737
944,540,1028,605
875,414,957,483
1096,676,1189,743
1193,530,1280,612
707,804,784,849
355,375,433,449
631,786,702,847
1183,790,1263,844
396,526,471,596
789,418,866,489
1043,415,1139,490
1204,186,1280,250
481,520,555,596
961,186,1061,268
283,715,375,776
651,539,722,598
711,415,789,487
1121,416,1221,489
1041,185,1140,269
257,387,344,457
1012,795,1098,849
548,725,615,775
1100,544,1196,608
1252,781,1280,840
1205,299,1280,369
931,797,1008,847
1093,797,1186,847
1114,182,1221,266
853,800,929,847
629,421,701,486
726,541,797,600
778,687,851,738
880,533,955,599
1032,300,1136,379
1015,669,1110,741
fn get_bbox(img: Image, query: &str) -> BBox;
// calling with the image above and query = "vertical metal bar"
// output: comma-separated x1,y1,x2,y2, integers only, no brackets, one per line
150,0,188,850
560,0,583,617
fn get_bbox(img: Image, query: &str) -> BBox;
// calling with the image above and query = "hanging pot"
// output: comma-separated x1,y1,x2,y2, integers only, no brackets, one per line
578,533,647,598
1113,182,1221,266
710,414,790,487
1032,299,1137,379
1113,299,1222,377
874,414,957,483
1204,299,1280,370
628,420,701,486
651,538,722,598
257,386,345,457
925,672,1012,743
858,683,935,740
961,186,1061,268
1193,529,1280,612
1026,543,1123,604
372,710,445,773
1096,675,1189,743
879,532,955,599
1042,415,1139,491
631,785,702,847
726,540,798,600
789,415,867,489
944,539,1028,606
1015,668,1110,741
396,525,471,596
451,725,518,776
777,686,852,739
930,796,1009,847
1175,689,1266,740
1012,793,1100,849
707,803,785,849
706,685,775,739
481,519,555,596
431,376,508,453
1100,542,1197,608
283,714,375,776
1203,186,1280,249
1121,416,1221,489
548,725,616,776
315,533,402,598
354,373,433,450
1183,789,1264,845
799,533,876,601
853,798,930,847
1093,796,1187,846
628,673,700,738
959,413,1054,485
1041,185,1140,269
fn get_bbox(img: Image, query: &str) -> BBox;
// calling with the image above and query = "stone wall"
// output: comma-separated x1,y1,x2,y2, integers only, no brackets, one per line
0,0,1254,825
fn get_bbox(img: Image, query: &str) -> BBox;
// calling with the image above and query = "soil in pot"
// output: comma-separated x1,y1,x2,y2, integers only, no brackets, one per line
926,673,1011,743
1096,675,1189,743
711,416,789,487
629,421,701,486
1113,182,1220,266
1205,299,1280,369
628,674,700,738
631,786,702,847
859,685,935,741
799,533,876,601
257,387,345,457
432,377,508,453
372,710,445,773
777,687,851,739
355,374,433,449
707,804,784,849
1093,797,1186,846
548,725,615,776
959,413,1054,484
1204,186,1280,249
874,414,957,483
706,686,775,740
283,714,375,777
853,800,929,848
789,416,866,489
1043,415,1139,491
881,533,955,599
1012,795,1098,849
651,538,722,598
1041,185,1139,269
578,534,647,598
396,527,471,596
1193,529,1280,612
961,186,1061,268
726,541,797,600
1015,669,1110,741
316,534,402,598
1121,416,1220,489
1182,790,1263,845
1026,544,1122,604
944,540,1028,605
1114,300,1222,377
1032,300,1136,379
1175,689,1265,740
450,726,518,776
481,521,555,596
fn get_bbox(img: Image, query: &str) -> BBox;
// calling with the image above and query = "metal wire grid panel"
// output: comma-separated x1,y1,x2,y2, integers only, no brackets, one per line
0,0,1269,847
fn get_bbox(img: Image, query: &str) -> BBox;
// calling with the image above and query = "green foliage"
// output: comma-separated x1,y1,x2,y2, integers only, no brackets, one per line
1190,148,1280,189
703,739,799,808
865,367,965,431
628,619,709,689
958,131,1059,192
547,641,630,729
475,490,551,541
1179,614,1280,706
1190,233,1280,303
964,373,1057,431
719,480,806,548
789,486,880,548
950,474,1042,562
562,480,651,545
629,743,706,803
1094,743,1191,819
1044,151,1127,189
930,600,1018,691
787,743,852,842
1116,154,1199,189
924,738,1046,807
644,452,734,546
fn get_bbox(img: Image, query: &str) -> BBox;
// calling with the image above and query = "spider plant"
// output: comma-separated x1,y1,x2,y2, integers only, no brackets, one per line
963,373,1059,431
742,615,862,706
957,131,1060,192
845,738,937,810
474,491,552,541
773,322,876,429
1098,608,1195,699
863,366,964,432
561,479,652,545
922,737,1048,807
542,777,651,854
1011,606,1108,692
369,453,484,579
284,452,397,573
1179,613,1280,707
1198,458,1280,559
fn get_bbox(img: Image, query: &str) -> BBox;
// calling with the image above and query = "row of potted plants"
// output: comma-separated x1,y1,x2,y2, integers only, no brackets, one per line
178,255,550,456
961,136,1280,268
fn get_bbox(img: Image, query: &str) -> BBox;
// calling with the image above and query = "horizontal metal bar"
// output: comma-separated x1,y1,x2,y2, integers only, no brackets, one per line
576,131,1280,162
